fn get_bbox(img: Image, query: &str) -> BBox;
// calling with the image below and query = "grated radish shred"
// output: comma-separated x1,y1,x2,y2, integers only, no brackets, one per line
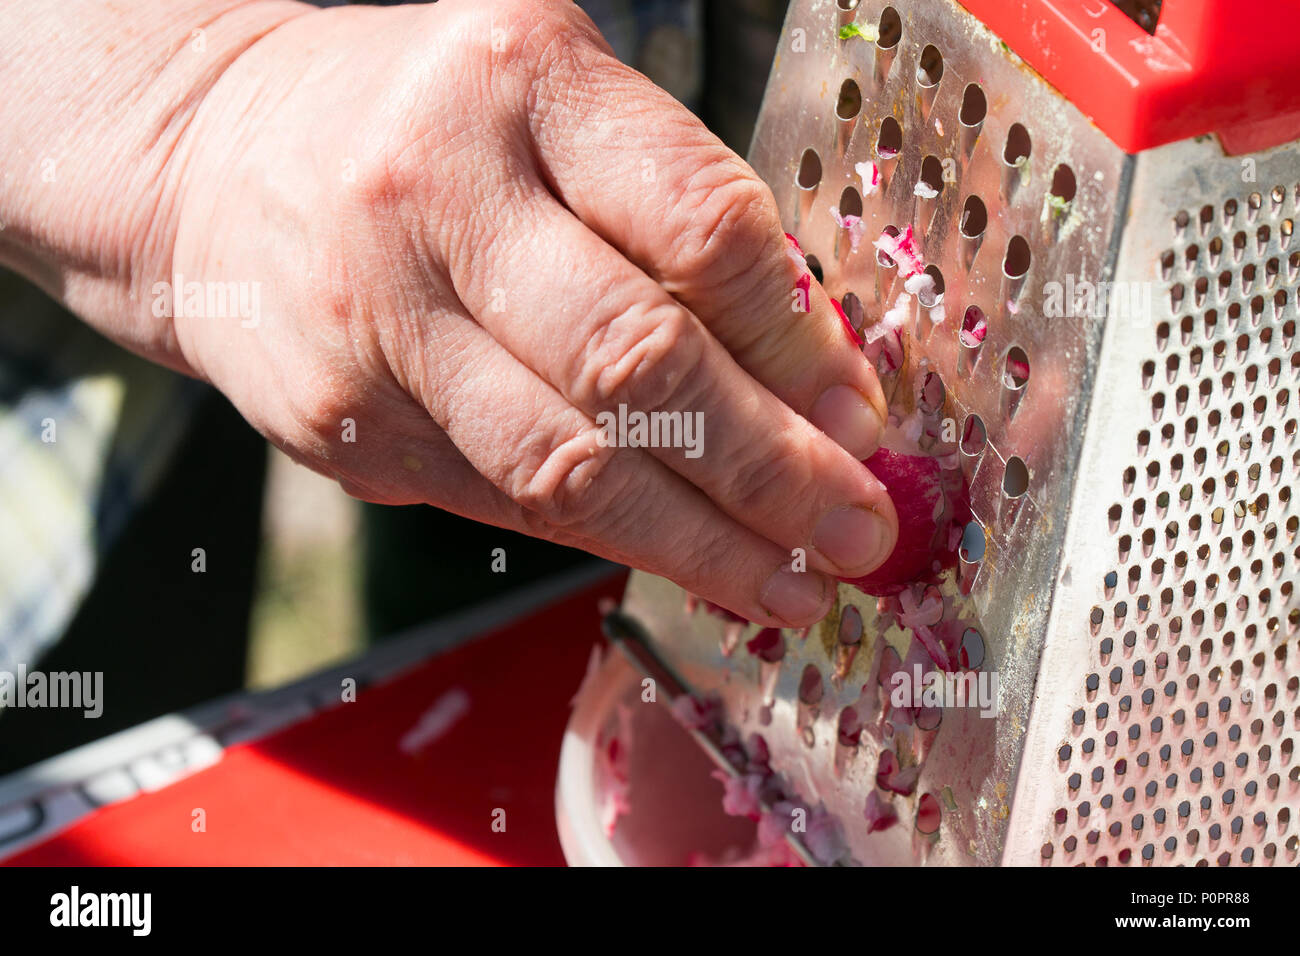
873,224,925,278
829,206,868,252
855,160,881,196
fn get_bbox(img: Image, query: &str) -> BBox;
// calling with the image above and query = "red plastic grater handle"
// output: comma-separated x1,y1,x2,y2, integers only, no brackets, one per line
957,0,1300,154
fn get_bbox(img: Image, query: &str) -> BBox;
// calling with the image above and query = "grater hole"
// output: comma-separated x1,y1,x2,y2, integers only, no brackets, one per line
876,117,902,158
1003,123,1031,168
838,604,863,645
804,254,823,284
876,224,900,268
836,0,859,10
1004,236,1032,279
917,44,943,88
918,155,945,200
1193,276,1209,308
841,292,866,336
960,414,987,456
959,305,987,353
961,195,988,238
1160,250,1175,281
798,664,823,705
959,520,986,562
839,185,863,219
1050,164,1077,204
960,83,986,128
919,265,945,307
836,79,862,121
1004,346,1031,390
916,793,941,835
877,6,902,48
1224,198,1239,228
797,148,822,190
959,627,985,668
1003,456,1030,498
837,706,862,747
918,370,945,413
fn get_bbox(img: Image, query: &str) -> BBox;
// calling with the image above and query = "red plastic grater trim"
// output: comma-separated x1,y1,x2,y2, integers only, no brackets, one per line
957,0,1300,154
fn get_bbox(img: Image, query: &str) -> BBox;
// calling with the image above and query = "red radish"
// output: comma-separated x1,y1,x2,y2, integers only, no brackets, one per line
745,627,785,663
687,594,747,624
875,748,921,795
839,448,970,596
873,224,925,278
670,693,720,732
863,790,898,833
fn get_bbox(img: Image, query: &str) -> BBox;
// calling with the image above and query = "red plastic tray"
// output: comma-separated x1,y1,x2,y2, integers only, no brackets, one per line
6,574,627,866
958,0,1300,154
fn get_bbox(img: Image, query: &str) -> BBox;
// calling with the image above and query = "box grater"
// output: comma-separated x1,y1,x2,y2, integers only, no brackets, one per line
614,0,1299,865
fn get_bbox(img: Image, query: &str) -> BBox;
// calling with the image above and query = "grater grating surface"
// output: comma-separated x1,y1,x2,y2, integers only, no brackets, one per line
1005,136,1300,867
618,0,1299,866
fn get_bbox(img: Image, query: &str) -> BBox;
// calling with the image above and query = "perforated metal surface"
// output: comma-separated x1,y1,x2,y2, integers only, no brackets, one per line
618,0,1300,866
1006,137,1300,867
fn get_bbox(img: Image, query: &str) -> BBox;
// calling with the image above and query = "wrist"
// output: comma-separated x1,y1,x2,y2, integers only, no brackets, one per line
0,0,313,372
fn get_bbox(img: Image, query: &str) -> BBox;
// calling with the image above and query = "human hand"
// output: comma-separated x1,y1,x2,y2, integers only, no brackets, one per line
157,0,902,626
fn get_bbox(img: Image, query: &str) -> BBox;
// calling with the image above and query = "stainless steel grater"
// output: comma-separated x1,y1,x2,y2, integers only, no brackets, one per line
617,0,1300,866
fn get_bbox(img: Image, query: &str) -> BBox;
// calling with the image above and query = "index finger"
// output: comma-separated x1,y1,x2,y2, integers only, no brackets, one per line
526,29,889,461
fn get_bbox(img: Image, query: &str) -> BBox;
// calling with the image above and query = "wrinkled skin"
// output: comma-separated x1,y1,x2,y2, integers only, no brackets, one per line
2,0,904,626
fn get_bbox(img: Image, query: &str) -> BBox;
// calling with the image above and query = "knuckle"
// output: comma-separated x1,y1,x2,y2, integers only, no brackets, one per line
575,303,705,413
444,0,580,70
283,372,365,452
669,169,780,286
340,147,404,221
725,437,806,517
509,428,630,529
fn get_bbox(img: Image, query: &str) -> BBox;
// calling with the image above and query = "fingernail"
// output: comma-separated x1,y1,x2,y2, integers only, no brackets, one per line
813,505,892,575
760,566,830,625
810,385,884,460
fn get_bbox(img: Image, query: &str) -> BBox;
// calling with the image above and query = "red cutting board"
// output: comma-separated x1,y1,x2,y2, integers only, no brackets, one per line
6,574,626,866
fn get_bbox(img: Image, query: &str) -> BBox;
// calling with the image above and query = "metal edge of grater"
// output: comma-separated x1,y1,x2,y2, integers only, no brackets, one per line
618,0,1299,867
1003,134,1300,867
